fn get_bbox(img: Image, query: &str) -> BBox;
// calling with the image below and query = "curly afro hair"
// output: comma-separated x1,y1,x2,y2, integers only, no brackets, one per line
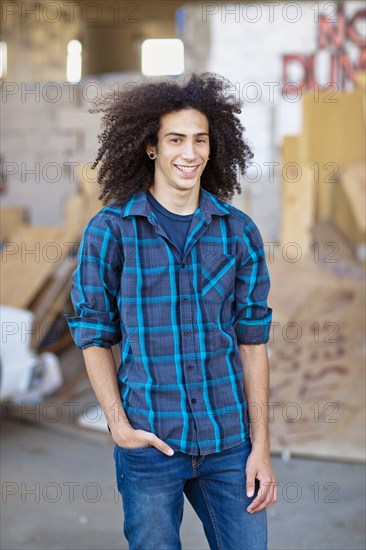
89,72,254,206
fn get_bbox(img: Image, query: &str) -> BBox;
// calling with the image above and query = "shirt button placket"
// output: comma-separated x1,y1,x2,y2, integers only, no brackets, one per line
179,260,199,416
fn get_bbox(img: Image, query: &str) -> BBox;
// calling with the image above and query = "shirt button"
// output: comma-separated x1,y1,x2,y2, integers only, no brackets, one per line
184,330,191,336
182,297,188,303
181,263,186,269
191,398,197,404
187,365,193,370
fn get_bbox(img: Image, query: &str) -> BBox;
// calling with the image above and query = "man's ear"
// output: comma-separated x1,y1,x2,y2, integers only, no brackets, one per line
145,141,157,157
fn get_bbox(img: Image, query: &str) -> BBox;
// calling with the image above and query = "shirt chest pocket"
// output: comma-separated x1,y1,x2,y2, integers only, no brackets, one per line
200,253,237,303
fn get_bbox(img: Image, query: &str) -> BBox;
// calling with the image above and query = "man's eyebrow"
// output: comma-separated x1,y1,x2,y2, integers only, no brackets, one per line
163,132,209,137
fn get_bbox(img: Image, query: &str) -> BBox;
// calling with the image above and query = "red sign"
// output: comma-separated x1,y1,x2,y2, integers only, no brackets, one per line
283,6,366,90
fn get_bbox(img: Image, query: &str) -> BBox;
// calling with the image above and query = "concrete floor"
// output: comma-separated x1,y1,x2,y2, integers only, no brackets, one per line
2,411,365,550
1,346,365,550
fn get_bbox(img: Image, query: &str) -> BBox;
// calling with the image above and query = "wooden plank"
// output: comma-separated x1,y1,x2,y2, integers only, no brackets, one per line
32,281,74,350
0,224,76,308
29,256,76,319
64,193,104,235
0,207,28,241
301,89,366,220
332,181,364,253
64,194,86,234
280,136,316,252
340,164,366,233
330,164,366,262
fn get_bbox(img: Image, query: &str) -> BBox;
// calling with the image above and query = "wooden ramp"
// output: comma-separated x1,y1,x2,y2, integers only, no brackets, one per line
0,165,106,352
268,251,365,462
332,164,366,263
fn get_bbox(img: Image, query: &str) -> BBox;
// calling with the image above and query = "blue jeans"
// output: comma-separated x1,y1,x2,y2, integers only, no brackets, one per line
113,438,267,550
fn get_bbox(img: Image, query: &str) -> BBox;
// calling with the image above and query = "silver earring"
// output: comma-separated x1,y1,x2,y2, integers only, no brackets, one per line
148,152,156,160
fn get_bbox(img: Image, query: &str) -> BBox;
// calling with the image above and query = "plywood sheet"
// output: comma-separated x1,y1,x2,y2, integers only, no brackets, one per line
0,207,28,241
340,164,366,233
280,161,316,252
269,282,365,462
267,254,347,327
0,224,76,309
301,89,366,220
301,89,366,167
280,135,316,251
64,193,104,234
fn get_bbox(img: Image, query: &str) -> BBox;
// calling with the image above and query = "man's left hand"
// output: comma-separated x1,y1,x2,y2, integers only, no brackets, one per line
245,447,278,513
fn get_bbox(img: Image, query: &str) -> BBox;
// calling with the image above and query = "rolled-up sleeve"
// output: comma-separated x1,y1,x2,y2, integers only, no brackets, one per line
64,214,122,350
234,217,272,345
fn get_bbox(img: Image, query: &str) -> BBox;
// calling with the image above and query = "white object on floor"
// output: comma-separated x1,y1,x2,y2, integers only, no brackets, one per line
0,305,63,402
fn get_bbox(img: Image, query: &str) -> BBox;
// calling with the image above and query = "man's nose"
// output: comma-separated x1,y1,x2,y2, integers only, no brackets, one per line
181,141,196,160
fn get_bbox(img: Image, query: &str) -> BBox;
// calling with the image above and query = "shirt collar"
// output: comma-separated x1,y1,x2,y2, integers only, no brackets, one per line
121,187,230,222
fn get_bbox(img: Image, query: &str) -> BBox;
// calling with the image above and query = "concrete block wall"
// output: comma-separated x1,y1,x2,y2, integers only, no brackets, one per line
1,74,143,225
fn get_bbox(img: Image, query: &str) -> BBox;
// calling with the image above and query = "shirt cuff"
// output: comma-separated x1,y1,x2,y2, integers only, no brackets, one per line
64,313,122,350
235,308,272,344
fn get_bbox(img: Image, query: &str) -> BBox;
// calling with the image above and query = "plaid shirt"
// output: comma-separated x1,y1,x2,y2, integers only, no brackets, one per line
65,187,272,455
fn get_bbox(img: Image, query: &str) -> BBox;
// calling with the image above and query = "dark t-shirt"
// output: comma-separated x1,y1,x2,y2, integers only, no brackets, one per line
146,190,194,257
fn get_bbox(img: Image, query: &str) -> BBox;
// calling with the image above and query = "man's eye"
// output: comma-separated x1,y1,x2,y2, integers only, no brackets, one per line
197,139,207,143
170,138,181,143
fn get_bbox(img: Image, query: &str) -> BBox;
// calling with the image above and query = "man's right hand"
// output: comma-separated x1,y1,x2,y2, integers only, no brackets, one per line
113,426,175,456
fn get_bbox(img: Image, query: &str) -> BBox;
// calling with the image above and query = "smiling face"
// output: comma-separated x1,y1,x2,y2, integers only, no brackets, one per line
147,108,210,195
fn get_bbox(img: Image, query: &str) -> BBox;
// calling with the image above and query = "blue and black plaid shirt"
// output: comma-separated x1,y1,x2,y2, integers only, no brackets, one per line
65,187,272,455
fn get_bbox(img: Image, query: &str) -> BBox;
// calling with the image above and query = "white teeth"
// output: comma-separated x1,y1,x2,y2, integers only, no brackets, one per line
176,165,197,173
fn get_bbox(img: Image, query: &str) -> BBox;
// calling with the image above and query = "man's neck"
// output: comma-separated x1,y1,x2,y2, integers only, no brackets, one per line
148,184,200,215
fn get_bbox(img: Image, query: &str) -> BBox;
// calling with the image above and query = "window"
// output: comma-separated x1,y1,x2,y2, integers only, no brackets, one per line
0,42,7,79
141,39,184,76
67,40,82,83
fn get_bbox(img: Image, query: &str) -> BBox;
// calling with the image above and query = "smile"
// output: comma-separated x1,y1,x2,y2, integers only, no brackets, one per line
174,164,200,174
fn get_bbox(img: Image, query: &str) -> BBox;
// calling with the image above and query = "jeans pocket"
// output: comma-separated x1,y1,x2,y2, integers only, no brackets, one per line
117,444,153,452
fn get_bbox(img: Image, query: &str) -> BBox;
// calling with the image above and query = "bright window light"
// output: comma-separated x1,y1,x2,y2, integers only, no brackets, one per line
0,42,7,79
67,40,82,83
141,39,184,76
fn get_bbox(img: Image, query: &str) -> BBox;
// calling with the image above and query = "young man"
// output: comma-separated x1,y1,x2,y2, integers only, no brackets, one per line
65,73,277,550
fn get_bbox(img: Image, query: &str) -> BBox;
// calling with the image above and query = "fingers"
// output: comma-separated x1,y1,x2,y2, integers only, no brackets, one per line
246,468,256,498
144,432,175,456
114,429,175,456
247,480,278,513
